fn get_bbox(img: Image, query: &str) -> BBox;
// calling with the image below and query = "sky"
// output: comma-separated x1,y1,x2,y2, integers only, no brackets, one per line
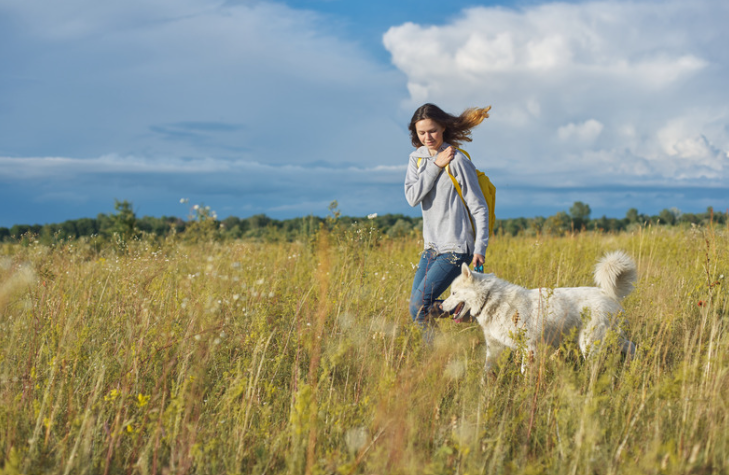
1,0,727,227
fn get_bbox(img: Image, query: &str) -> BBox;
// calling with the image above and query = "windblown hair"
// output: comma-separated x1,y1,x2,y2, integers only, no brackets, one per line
409,103,491,149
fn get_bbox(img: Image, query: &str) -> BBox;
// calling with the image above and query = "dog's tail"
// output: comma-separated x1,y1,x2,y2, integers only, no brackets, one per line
594,250,637,301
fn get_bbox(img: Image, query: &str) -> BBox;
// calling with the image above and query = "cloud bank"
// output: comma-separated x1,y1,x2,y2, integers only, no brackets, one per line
0,0,727,227
0,0,410,224
384,0,729,212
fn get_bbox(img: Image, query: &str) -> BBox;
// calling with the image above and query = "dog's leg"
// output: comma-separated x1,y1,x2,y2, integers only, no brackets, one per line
483,337,505,377
520,347,536,375
484,346,497,373
578,321,607,358
620,338,636,359
482,355,498,384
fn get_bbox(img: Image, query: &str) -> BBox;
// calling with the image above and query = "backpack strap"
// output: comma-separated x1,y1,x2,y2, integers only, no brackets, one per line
417,150,476,234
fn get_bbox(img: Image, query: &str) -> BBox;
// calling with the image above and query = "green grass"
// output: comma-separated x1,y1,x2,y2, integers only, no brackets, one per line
0,223,727,474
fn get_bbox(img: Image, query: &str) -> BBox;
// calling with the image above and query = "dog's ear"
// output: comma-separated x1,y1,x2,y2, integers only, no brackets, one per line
461,263,472,279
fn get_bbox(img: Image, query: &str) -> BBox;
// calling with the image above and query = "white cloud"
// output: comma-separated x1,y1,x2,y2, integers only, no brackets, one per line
383,0,729,186
558,119,604,143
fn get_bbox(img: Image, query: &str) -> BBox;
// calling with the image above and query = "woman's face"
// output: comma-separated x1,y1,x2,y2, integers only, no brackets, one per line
415,119,445,151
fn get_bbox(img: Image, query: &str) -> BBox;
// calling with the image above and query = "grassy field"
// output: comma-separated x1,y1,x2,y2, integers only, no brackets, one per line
0,223,727,474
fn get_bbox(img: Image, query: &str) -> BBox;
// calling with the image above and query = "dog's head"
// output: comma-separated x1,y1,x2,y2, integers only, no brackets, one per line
442,263,493,320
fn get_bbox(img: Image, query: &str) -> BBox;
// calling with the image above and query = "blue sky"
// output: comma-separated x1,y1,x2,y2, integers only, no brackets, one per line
1,0,727,227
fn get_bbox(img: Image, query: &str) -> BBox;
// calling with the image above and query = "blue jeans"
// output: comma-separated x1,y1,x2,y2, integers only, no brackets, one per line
409,249,472,327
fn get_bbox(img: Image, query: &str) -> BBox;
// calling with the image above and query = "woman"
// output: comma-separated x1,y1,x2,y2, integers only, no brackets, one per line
404,103,491,334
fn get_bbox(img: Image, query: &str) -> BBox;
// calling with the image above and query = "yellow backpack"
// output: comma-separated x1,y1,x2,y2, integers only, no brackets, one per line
418,149,496,238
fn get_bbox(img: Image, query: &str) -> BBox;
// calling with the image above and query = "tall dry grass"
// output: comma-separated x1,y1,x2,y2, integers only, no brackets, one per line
0,223,727,474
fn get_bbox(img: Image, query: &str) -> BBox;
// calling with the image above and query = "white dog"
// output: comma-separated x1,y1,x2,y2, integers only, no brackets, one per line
442,251,637,371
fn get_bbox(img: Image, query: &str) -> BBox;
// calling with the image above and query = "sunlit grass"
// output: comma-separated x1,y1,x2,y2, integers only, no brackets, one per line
0,223,727,474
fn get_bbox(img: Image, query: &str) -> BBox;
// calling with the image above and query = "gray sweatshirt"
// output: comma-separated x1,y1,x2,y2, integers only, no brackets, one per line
404,144,489,256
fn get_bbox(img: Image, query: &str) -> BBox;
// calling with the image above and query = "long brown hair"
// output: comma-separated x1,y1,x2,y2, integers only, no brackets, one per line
408,103,491,148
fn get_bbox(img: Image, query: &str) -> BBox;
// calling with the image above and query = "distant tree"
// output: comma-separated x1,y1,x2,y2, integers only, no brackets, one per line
592,215,623,232
701,206,727,226
0,227,9,241
543,212,571,235
658,208,678,226
625,208,639,224
38,224,57,245
96,213,113,236
678,212,700,226
75,217,99,237
59,220,78,239
137,216,176,237
527,216,545,236
247,214,271,230
221,216,242,231
224,225,244,239
569,201,591,231
110,200,139,240
501,218,523,236
387,219,414,238
10,224,35,238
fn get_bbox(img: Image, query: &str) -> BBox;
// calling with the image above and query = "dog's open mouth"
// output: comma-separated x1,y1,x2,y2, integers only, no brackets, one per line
451,301,475,323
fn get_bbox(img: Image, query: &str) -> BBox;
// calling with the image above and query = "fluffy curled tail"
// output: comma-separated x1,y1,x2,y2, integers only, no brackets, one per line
594,251,637,301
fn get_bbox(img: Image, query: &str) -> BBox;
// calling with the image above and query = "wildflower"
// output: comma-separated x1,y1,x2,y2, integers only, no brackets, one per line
698,300,705,307
104,389,121,402
180,198,189,204
368,213,378,219
136,394,150,408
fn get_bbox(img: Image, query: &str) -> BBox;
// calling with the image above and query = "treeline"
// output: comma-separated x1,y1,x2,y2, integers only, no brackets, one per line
1,200,726,245
499,202,727,236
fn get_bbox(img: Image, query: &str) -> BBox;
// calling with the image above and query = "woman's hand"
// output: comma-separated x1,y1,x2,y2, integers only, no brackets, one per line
472,254,485,269
434,146,456,168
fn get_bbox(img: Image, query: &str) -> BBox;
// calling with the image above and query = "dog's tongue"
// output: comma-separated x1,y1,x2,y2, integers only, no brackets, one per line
454,302,464,317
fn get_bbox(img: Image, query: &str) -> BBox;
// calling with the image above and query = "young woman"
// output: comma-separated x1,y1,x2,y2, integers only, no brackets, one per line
404,103,491,335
